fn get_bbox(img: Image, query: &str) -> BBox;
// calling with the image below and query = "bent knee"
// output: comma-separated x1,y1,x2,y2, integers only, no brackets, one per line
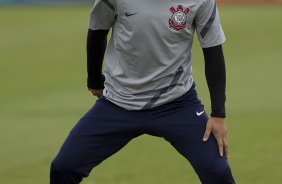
50,157,85,184
50,156,90,179
197,162,235,184
208,164,235,184
50,158,71,175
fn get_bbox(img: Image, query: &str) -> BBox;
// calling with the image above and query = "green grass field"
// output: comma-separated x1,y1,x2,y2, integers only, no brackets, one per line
0,5,282,184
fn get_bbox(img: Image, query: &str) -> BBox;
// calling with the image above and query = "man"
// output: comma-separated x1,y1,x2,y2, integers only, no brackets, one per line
50,0,235,183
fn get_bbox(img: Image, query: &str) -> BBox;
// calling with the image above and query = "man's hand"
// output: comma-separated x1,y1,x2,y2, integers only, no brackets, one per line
203,117,229,158
89,89,103,98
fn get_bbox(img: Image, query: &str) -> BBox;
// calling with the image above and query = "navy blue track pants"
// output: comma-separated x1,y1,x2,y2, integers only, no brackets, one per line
50,86,235,184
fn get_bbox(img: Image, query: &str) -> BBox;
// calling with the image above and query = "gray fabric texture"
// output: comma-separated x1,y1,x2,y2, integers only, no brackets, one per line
89,0,226,110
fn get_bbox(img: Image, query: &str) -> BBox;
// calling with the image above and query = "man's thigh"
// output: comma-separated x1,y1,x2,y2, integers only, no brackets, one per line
53,97,143,176
146,89,235,183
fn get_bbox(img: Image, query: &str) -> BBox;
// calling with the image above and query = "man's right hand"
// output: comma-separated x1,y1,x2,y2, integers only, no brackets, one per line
89,89,103,98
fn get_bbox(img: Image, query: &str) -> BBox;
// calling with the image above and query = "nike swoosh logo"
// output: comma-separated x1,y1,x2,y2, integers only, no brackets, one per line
196,111,205,116
125,12,138,17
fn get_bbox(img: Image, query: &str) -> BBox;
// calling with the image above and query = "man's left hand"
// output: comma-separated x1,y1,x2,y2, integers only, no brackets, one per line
203,117,229,158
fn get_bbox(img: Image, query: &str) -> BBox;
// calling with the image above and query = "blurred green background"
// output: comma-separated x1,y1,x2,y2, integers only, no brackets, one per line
0,5,282,184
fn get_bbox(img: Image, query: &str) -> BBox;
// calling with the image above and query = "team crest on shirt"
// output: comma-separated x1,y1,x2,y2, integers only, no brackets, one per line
169,5,190,31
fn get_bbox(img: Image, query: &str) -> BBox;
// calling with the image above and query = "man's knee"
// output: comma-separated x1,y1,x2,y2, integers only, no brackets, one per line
50,157,71,178
200,163,235,184
51,158,67,175
196,160,235,184
50,157,83,184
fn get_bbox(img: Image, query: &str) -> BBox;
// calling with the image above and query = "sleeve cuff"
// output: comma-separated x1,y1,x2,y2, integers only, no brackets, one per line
211,112,226,118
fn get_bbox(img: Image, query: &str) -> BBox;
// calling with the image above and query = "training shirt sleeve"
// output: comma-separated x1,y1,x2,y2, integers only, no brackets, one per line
203,45,226,118
89,0,116,30
195,0,226,48
87,29,109,90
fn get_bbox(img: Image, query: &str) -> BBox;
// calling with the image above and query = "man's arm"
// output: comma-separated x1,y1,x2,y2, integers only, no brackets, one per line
202,45,229,158
87,29,109,97
203,45,226,118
